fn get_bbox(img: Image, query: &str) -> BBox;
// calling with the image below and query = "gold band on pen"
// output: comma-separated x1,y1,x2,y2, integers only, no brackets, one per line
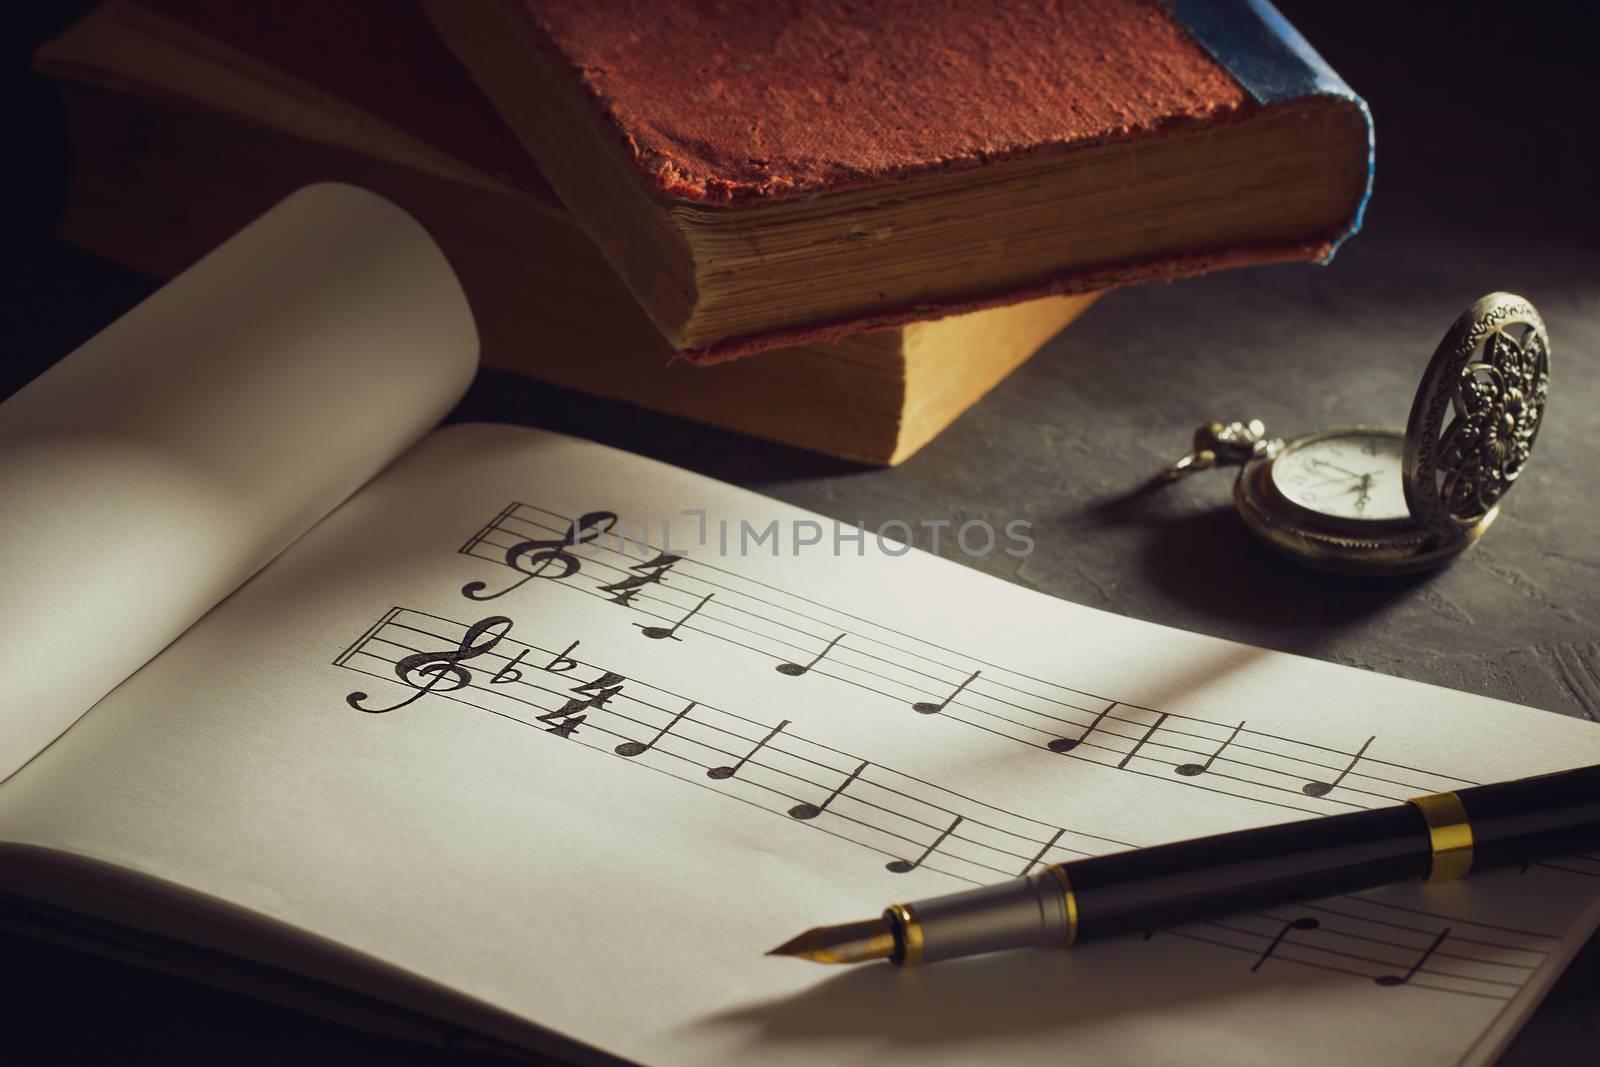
1044,864,1080,947
886,902,924,966
1407,790,1474,883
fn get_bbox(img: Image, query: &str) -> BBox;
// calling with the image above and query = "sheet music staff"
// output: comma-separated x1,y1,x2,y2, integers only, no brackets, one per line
459,503,1477,817
334,606,1595,1002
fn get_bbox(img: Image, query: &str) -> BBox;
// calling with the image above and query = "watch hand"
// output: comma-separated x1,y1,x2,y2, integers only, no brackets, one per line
1299,475,1364,491
1306,459,1364,478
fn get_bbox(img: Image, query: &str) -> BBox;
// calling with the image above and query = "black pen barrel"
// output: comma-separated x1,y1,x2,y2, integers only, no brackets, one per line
1458,764,1600,869
1064,804,1426,942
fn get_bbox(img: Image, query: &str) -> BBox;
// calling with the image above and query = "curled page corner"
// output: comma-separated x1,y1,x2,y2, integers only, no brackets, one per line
0,183,478,783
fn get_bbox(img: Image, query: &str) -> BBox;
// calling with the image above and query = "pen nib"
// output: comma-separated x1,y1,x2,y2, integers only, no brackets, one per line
766,917,896,964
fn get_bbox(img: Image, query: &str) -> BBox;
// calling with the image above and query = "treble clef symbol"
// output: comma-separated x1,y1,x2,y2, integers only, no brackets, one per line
346,616,513,714
462,511,617,600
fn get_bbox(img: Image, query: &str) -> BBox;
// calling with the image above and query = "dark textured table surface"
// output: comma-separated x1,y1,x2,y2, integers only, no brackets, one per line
3,1,1596,1063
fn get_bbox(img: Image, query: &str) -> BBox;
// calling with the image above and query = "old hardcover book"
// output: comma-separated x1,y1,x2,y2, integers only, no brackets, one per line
3,184,1597,1067
36,1,1097,467
423,0,1373,358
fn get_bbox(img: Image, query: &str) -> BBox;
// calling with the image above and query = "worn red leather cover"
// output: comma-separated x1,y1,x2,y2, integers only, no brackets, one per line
519,0,1253,205
134,0,1364,364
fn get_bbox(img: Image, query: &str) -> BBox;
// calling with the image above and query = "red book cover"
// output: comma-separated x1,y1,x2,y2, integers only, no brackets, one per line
431,0,1372,360
521,0,1274,206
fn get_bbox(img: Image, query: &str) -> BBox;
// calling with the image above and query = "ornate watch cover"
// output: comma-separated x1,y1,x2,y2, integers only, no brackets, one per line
1404,292,1549,538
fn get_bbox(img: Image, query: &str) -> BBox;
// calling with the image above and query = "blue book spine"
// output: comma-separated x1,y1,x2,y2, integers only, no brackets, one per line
1167,0,1374,261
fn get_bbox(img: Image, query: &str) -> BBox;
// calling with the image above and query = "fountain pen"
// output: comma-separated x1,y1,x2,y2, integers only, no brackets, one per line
769,763,1600,966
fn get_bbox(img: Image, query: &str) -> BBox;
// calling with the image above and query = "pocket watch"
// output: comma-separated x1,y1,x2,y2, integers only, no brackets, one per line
1163,292,1549,574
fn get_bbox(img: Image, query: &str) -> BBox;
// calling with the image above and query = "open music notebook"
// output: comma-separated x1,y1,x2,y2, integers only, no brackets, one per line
1,186,1596,1067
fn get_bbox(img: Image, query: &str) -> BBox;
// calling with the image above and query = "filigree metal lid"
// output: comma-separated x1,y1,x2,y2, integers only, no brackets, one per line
1403,292,1549,537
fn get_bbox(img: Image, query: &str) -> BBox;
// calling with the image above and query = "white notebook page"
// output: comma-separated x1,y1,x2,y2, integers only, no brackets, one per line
1,423,1595,1067
0,183,476,782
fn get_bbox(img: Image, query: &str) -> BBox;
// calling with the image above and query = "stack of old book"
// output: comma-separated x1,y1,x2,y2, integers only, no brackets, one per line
38,0,1370,464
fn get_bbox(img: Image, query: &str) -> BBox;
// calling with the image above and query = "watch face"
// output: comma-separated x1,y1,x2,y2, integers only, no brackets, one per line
1269,431,1409,521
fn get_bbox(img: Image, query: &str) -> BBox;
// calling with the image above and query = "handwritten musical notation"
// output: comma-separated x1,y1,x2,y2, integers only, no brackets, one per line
456,503,1481,818
1177,720,1246,778
334,606,1566,1002
888,816,964,873
1170,901,1552,1000
344,615,512,714
1375,927,1451,987
460,508,616,600
913,671,980,716
638,593,713,642
789,760,867,821
1251,916,1320,972
1047,702,1114,753
615,702,694,758
777,633,844,677
1303,737,1377,798
708,719,789,781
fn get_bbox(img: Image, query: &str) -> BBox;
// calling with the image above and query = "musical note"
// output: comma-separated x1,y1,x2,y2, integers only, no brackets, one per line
615,702,695,757
707,720,789,780
1117,713,1169,769
346,616,512,713
599,551,684,607
1019,828,1066,875
913,670,980,715
637,593,713,641
789,760,869,820
1375,927,1450,986
1251,916,1320,972
1049,702,1117,753
887,815,964,873
462,511,616,600
1175,720,1246,777
776,633,845,677
1301,736,1375,797
340,607,1541,1008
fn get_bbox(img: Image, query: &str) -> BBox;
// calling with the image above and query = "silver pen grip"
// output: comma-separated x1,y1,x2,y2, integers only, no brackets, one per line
886,868,1074,965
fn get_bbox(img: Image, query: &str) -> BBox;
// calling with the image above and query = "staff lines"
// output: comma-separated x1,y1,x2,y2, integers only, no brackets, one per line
366,628,1105,858
478,531,1433,797
460,540,1410,815
370,615,1131,862
1160,928,1510,1002
339,662,990,886
1534,852,1599,877
393,601,1362,819
335,607,1569,1005
1300,903,1551,953
353,644,1028,871
477,530,1008,698
350,662,1536,1004
1253,911,1540,971
1202,919,1523,990
339,656,1014,882
1336,894,1559,939
1538,860,1600,878
471,507,1479,808
490,505,1474,784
